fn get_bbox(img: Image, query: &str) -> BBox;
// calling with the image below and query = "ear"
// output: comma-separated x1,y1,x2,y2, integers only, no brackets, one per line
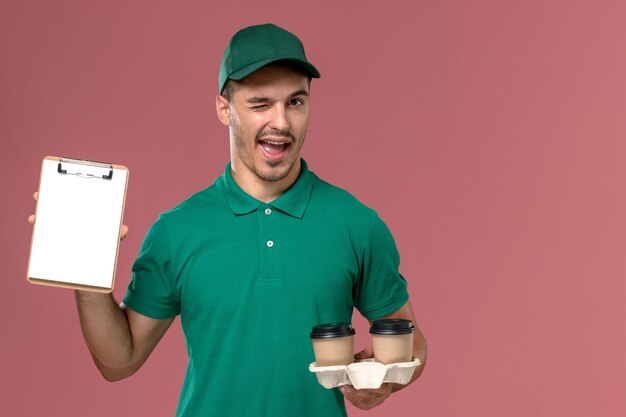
215,95,231,126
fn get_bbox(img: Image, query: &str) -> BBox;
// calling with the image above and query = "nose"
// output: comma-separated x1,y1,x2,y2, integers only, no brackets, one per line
268,103,290,132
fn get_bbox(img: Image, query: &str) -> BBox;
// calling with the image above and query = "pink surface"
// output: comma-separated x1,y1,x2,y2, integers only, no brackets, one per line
2,1,626,416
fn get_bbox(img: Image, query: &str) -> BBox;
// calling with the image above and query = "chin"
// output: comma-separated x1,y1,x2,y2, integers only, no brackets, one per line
257,169,289,183
257,162,293,183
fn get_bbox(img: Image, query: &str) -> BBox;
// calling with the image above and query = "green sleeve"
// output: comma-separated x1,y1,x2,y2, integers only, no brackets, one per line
123,217,180,319
354,212,409,320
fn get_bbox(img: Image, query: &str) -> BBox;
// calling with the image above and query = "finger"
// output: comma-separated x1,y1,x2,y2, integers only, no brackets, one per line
340,385,373,400
354,346,374,359
120,224,129,240
340,385,357,402
28,214,35,225
341,383,392,400
340,384,392,410
33,191,38,201
340,387,376,410
340,385,353,396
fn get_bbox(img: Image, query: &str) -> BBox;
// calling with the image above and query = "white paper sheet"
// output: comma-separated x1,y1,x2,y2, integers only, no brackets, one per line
28,157,128,290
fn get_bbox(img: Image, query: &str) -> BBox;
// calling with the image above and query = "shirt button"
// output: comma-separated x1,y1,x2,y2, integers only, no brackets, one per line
266,240,274,248
265,208,272,215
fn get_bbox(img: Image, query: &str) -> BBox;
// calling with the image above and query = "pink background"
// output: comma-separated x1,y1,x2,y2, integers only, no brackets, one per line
2,1,625,416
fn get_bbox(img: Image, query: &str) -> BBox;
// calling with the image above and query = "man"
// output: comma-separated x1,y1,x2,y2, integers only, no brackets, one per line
30,23,426,416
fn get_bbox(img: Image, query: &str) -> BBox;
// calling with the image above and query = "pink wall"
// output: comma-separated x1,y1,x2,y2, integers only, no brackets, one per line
2,1,625,416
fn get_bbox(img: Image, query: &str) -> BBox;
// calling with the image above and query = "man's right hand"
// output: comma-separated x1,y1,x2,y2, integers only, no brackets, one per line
28,191,129,240
28,192,172,382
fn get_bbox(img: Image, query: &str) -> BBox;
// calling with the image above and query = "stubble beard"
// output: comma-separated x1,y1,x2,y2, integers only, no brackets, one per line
233,126,303,183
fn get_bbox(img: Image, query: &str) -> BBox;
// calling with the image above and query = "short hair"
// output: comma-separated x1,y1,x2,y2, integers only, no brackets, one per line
221,80,239,101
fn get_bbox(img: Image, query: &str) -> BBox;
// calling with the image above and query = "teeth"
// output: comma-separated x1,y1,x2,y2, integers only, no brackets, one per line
264,140,287,145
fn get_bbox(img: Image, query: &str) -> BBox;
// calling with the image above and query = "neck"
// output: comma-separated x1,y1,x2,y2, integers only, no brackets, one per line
230,159,302,203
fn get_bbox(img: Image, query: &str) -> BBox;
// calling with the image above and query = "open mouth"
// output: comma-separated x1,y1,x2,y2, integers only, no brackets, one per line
258,139,291,160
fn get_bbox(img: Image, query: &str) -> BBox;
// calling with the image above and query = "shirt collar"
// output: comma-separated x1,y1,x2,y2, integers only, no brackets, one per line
221,159,315,219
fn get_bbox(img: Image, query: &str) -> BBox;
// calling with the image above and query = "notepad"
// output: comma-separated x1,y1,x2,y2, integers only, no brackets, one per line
27,156,129,292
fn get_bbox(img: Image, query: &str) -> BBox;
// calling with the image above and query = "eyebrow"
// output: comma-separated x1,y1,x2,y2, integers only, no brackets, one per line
246,89,309,104
290,89,309,98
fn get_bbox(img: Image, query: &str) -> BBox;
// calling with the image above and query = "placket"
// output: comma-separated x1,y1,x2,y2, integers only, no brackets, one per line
257,203,282,285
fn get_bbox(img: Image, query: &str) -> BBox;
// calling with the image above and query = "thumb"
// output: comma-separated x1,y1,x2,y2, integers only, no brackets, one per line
120,224,129,240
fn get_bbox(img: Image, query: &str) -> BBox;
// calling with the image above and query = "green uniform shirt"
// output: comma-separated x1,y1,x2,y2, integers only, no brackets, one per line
123,160,409,417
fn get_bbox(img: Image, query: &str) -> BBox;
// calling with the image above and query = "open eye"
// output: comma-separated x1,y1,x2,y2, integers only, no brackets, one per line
289,98,304,106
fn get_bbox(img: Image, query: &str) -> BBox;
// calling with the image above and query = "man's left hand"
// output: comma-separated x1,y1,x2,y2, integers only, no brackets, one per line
340,383,393,410
339,347,392,410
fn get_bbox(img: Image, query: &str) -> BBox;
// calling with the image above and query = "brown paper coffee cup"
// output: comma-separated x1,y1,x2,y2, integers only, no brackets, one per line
370,319,415,364
310,323,355,367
